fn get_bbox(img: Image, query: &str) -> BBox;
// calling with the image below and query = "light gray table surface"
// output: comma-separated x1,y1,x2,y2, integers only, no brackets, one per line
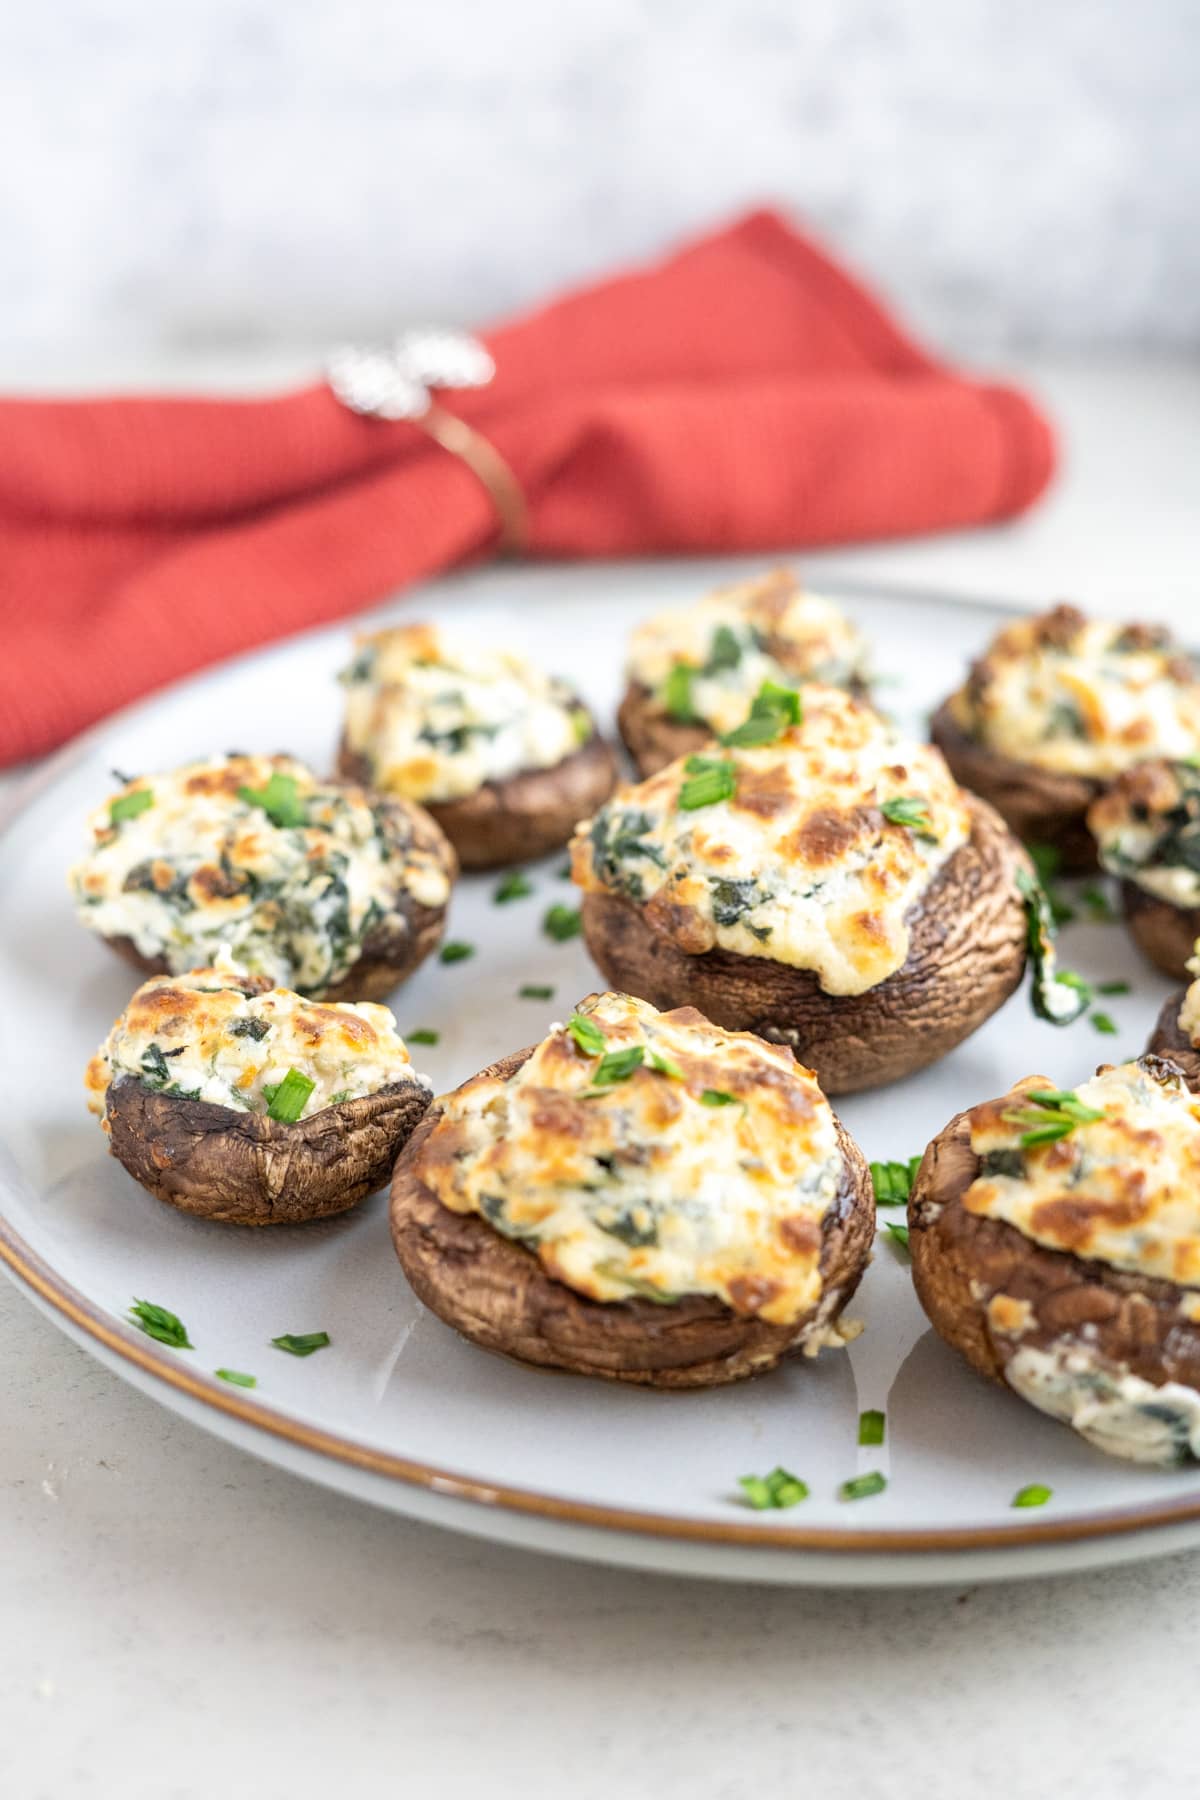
2,352,1198,1799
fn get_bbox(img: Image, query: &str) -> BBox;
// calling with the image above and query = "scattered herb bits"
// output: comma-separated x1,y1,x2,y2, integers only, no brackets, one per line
880,795,936,839
543,904,582,942
109,788,154,827
884,1223,910,1257
237,771,307,829
678,755,736,811
1080,883,1117,923
1012,1483,1052,1509
271,1331,331,1358
439,940,475,964
1091,1011,1118,1035
839,1471,887,1501
263,1068,316,1123
858,1409,886,1447
215,1369,257,1388
719,680,802,749
519,984,555,1001
699,1088,737,1107
646,1048,683,1079
493,871,534,905
1002,1086,1104,1148
739,1467,810,1510
870,1158,921,1206
406,1028,440,1047
591,1045,645,1087
128,1299,193,1350
1097,980,1131,997
662,663,698,722
567,1013,607,1056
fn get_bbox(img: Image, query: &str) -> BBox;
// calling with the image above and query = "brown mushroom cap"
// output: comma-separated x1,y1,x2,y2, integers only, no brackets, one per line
98,791,455,1004
577,792,1028,1096
106,1075,432,1226
1119,881,1200,983
390,1046,874,1388
339,713,618,872
908,1090,1200,1399
1145,990,1200,1089
930,697,1102,872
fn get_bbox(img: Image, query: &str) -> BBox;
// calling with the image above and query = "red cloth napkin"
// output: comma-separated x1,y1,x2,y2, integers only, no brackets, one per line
0,209,1054,766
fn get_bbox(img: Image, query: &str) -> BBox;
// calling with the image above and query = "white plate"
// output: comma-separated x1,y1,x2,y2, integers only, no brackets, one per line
2,557,1197,1587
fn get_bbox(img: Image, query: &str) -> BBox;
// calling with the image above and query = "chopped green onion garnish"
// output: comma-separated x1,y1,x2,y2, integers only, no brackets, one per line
1097,980,1131,997
884,1223,910,1256
110,788,154,826
870,1159,919,1206
719,681,803,749
738,1467,809,1510
707,625,742,672
407,1029,439,1046
839,1471,887,1501
1012,1483,1052,1508
128,1299,193,1350
1003,1085,1104,1148
571,710,593,745
699,1088,737,1107
592,1045,645,1087
519,984,555,1000
880,795,936,839
678,754,736,811
215,1369,256,1388
271,1331,331,1357
858,1409,886,1447
662,663,698,722
439,940,475,964
567,1013,607,1057
263,1068,315,1123
646,1048,683,1079
543,904,582,942
493,871,534,904
1091,1011,1118,1035
237,771,308,829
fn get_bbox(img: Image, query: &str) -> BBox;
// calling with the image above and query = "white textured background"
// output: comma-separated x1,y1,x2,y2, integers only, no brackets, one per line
3,0,1197,356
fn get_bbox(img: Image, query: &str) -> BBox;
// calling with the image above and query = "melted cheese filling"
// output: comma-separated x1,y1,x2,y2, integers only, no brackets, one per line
571,686,970,995
965,1061,1200,1287
69,754,451,995
339,622,588,803
950,609,1200,779
626,571,868,738
419,991,845,1326
1089,760,1200,909
1175,975,1200,1047
85,962,425,1122
1005,1341,1200,1467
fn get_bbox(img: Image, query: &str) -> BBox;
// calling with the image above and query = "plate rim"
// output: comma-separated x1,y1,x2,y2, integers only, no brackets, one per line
6,573,1200,1563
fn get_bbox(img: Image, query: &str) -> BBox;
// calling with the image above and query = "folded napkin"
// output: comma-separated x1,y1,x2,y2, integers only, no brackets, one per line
0,209,1054,766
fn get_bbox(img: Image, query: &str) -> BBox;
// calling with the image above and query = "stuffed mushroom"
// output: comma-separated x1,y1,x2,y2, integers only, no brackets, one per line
390,991,874,1388
1088,759,1200,980
86,963,433,1224
932,604,1200,871
70,753,455,1001
570,684,1038,1095
335,623,618,869
618,568,870,777
909,1056,1200,1466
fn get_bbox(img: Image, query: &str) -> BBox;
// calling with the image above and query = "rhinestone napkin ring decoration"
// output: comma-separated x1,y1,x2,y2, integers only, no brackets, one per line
327,329,496,421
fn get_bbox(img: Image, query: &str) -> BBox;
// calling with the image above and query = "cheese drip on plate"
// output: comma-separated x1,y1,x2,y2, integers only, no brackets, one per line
950,605,1200,779
572,685,970,996
339,622,590,803
85,962,425,1123
965,1060,1200,1287
626,569,868,738
419,991,846,1326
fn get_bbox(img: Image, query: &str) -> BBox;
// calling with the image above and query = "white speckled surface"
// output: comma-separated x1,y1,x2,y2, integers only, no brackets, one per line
1,351,1198,1794
4,1,1198,355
